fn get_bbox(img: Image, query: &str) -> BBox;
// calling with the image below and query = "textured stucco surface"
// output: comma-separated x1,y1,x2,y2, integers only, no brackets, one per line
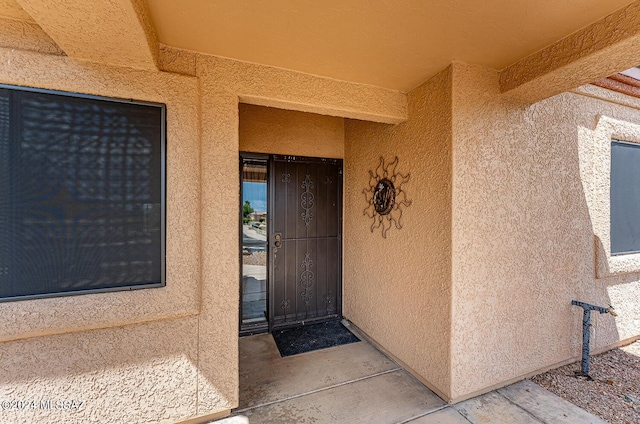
4,4,638,420
500,1,640,103
0,34,410,421
159,43,196,77
0,0,34,22
573,83,640,111
16,0,158,70
343,66,453,399
197,75,239,414
0,16,63,55
1,316,199,424
0,0,62,55
344,61,640,404
197,53,407,125
0,46,205,424
450,62,640,401
146,0,632,92
0,48,201,343
196,50,408,414
239,104,344,159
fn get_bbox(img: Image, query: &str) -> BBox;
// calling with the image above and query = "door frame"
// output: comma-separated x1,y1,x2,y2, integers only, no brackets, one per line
239,152,270,336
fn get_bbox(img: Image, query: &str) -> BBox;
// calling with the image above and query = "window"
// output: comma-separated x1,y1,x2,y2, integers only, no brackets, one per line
0,85,165,301
610,140,640,255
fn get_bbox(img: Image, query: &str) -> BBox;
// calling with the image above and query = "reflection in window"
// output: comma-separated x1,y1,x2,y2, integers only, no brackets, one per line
241,159,267,330
0,86,165,300
611,140,640,255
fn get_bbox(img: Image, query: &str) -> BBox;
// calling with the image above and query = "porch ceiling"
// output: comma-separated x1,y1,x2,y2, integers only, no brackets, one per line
146,0,634,92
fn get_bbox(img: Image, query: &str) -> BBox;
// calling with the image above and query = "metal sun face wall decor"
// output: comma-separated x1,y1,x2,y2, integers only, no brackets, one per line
362,156,411,238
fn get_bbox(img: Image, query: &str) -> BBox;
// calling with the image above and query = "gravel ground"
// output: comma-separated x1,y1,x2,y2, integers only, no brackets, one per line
531,340,640,424
243,251,266,266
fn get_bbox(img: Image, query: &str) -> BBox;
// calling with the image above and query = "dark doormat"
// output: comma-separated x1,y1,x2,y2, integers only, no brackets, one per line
272,320,360,357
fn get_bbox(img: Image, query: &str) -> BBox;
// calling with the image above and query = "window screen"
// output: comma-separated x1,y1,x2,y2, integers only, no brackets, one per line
0,85,165,301
611,140,640,255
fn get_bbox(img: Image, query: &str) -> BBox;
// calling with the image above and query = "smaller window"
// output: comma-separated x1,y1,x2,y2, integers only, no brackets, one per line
610,140,640,255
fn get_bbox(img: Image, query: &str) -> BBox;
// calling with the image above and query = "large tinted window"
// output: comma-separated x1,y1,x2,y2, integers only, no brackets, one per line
611,140,640,255
0,85,165,301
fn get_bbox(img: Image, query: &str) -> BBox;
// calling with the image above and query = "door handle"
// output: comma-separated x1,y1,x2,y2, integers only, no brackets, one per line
274,233,282,248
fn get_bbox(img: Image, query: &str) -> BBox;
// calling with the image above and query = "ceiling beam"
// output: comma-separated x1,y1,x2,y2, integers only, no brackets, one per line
499,1,640,103
16,0,158,70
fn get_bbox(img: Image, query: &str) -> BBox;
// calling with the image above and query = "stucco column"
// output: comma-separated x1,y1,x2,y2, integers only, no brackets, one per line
197,64,240,413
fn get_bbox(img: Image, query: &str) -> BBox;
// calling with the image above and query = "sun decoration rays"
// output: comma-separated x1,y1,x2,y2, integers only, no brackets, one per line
362,156,411,238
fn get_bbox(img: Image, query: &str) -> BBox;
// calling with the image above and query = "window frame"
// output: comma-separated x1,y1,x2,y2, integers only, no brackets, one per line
0,83,166,302
593,115,640,278
610,139,640,256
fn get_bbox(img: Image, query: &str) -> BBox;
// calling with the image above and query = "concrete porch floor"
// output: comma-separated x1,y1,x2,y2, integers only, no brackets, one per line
212,326,607,424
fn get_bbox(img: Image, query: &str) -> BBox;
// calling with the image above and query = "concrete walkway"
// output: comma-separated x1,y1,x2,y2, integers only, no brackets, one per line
213,329,607,424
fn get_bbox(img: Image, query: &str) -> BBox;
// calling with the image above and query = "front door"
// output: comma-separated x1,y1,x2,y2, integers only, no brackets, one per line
269,155,343,329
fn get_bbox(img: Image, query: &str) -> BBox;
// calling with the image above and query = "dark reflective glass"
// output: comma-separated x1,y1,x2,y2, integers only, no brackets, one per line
611,140,640,255
0,86,165,300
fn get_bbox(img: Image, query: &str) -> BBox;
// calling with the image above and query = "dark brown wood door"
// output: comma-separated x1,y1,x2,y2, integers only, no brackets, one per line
269,155,342,328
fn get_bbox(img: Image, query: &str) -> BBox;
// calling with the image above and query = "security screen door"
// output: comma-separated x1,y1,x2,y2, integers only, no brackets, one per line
269,155,342,329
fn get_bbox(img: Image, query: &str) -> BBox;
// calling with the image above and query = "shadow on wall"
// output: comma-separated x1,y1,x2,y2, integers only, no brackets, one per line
594,235,640,347
449,85,628,400
576,111,640,352
0,316,233,423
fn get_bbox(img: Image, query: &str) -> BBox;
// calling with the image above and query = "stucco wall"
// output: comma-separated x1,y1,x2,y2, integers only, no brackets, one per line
2,317,200,423
5,15,638,421
343,66,453,399
0,40,407,422
195,52,406,415
16,0,159,70
239,104,344,159
0,47,204,423
499,1,640,104
343,61,640,404
0,16,63,55
450,62,640,401
0,0,64,56
0,48,201,343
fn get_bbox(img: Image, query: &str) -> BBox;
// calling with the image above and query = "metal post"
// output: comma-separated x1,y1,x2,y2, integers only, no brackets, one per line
571,300,617,379
581,308,591,375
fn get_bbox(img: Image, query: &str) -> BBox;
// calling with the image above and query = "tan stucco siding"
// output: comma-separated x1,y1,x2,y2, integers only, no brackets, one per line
0,47,201,343
1,316,200,423
194,53,407,125
0,47,203,423
239,104,345,159
499,1,640,103
16,0,158,70
195,53,405,414
197,74,239,415
4,18,639,422
450,62,640,401
343,66,453,400
0,40,407,422
0,16,64,55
